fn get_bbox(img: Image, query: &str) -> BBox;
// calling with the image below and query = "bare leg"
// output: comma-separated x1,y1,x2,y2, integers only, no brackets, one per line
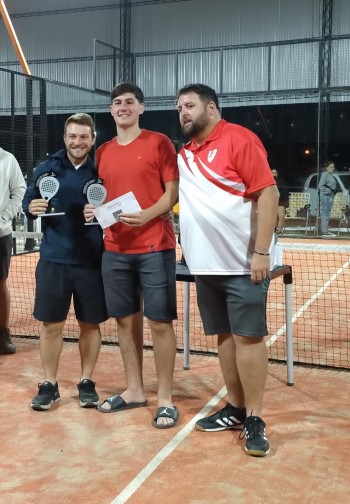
0,279,10,329
276,206,286,233
78,321,101,381
98,312,146,410
149,320,176,426
39,321,65,384
217,332,245,408
278,206,286,233
233,334,268,417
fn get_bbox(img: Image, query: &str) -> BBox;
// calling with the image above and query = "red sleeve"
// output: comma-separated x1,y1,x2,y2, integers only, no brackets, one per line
235,134,276,195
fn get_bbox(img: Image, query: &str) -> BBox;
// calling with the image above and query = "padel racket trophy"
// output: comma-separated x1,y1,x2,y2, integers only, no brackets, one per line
83,178,107,225
37,173,65,217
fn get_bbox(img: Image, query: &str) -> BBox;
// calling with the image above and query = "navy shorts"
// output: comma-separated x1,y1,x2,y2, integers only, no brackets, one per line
102,249,177,322
34,260,108,324
0,234,12,281
195,274,270,337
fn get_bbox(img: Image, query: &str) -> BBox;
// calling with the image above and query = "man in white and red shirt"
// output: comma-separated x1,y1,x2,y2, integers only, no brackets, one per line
177,84,279,456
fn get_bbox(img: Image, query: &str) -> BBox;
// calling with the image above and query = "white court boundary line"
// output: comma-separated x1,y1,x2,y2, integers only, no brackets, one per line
266,258,350,347
110,387,227,504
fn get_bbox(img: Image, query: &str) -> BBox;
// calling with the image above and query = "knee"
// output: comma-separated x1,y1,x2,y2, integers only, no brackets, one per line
41,322,65,340
149,319,174,337
78,321,100,334
0,279,8,293
233,334,264,347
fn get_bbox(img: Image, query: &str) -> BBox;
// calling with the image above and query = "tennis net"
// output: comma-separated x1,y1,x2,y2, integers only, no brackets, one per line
8,231,350,370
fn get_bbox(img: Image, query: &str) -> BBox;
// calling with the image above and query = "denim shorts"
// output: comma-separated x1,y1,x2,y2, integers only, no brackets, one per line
195,274,270,337
0,234,12,281
102,249,177,322
34,260,108,324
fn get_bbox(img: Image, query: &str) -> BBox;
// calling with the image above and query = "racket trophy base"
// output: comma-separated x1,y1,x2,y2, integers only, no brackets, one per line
38,212,66,218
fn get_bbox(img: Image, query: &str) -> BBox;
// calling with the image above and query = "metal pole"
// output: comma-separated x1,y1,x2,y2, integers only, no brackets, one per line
183,282,190,370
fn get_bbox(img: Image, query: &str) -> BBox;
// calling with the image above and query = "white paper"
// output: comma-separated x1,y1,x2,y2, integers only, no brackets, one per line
93,191,142,229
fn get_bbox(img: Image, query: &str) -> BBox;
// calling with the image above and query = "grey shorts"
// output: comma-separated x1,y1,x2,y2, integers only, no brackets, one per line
34,260,108,324
195,274,270,337
0,234,12,281
102,249,177,322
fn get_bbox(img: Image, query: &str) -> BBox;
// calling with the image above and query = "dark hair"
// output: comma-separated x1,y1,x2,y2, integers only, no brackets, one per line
176,83,219,109
64,113,96,137
323,160,334,170
110,82,144,103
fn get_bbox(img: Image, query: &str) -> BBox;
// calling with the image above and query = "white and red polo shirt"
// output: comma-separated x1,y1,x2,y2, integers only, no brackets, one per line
177,119,276,274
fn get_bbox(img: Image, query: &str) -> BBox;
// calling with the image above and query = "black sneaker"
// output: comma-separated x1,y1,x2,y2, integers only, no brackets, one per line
31,381,60,411
0,328,16,354
77,379,99,408
195,403,246,432
241,416,270,456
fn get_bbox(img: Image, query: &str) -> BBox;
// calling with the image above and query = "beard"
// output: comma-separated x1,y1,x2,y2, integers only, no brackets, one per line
181,110,209,138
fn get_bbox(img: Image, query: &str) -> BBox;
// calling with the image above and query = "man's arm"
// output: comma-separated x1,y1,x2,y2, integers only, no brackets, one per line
0,158,26,225
250,184,279,283
119,179,179,227
22,165,48,218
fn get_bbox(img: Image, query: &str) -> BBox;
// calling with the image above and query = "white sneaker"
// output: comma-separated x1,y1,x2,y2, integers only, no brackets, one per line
322,232,336,237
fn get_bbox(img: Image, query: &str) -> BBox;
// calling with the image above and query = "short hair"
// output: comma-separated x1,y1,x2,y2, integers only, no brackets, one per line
64,113,96,138
176,83,219,109
323,160,334,170
110,82,144,103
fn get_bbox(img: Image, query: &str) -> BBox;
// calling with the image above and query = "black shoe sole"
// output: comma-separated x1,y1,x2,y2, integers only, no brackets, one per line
79,400,99,408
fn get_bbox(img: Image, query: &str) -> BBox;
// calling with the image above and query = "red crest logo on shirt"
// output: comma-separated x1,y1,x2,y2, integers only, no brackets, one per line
207,149,217,163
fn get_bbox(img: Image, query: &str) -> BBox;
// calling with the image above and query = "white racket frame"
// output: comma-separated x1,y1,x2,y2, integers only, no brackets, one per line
85,183,107,226
38,176,65,217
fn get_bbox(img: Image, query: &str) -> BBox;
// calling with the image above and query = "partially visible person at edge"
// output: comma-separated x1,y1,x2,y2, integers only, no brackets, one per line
84,82,179,429
318,160,337,237
176,83,279,456
0,148,26,354
22,113,108,411
271,168,289,235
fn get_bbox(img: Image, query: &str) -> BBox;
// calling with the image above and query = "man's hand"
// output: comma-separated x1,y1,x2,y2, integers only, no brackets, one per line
250,253,270,283
119,209,151,227
84,203,96,223
160,210,174,222
28,198,48,216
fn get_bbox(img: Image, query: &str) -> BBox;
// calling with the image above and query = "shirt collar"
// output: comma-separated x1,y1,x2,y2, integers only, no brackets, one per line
184,119,227,152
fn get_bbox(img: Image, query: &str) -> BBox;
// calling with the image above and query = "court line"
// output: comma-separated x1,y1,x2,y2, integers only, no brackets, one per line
266,259,350,347
110,386,227,504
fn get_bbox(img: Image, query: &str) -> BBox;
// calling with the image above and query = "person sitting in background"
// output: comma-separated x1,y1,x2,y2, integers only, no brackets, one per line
0,148,26,354
318,161,337,237
271,169,289,235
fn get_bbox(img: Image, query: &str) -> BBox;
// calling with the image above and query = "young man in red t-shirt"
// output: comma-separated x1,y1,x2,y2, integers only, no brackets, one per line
85,83,179,428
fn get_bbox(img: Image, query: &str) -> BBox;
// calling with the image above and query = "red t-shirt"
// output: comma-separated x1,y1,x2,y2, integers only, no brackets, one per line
96,130,178,253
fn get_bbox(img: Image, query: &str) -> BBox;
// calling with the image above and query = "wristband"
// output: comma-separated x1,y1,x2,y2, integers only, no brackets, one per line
254,251,270,256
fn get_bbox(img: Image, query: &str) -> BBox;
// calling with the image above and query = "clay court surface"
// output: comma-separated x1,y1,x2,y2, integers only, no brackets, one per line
2,236,350,502
1,338,350,504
